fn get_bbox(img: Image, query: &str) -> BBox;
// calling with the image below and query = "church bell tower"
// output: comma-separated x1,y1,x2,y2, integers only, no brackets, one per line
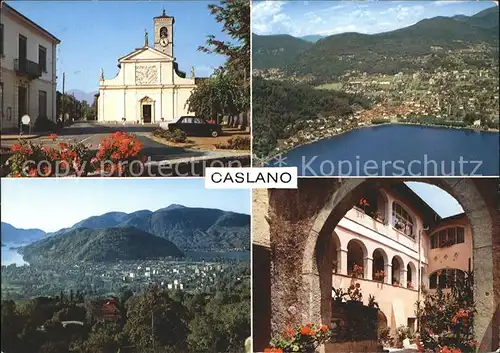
154,9,174,57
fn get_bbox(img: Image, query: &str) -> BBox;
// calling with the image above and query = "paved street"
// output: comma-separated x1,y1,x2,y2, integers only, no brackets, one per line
1,122,246,162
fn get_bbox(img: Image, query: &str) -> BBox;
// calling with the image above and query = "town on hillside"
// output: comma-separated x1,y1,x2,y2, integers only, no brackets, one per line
252,4,500,160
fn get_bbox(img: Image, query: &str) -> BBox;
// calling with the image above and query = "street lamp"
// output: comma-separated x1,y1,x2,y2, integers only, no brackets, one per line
61,69,82,123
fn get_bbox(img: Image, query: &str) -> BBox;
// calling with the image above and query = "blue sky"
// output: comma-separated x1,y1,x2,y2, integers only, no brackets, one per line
406,182,463,218
1,179,462,232
252,0,498,36
1,179,251,232
7,1,231,93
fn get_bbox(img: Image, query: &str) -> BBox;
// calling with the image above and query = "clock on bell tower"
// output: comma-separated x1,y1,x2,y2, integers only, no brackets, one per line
154,9,174,57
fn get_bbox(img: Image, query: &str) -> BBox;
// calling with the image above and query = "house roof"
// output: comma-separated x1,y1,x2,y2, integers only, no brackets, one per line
118,45,173,62
3,3,61,44
437,212,466,223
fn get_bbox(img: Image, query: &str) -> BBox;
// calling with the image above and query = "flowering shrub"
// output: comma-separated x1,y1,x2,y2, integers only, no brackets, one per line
8,137,92,177
93,131,144,176
268,324,331,353
7,132,144,177
418,271,478,353
215,136,250,150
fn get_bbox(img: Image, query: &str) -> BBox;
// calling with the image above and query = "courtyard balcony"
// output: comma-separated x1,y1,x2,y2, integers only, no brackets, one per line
14,58,42,79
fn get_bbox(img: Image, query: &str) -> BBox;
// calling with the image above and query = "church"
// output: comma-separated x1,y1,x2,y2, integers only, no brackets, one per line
97,10,198,123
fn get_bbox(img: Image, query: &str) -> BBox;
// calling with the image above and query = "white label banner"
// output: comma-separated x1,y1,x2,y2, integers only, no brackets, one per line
205,167,298,189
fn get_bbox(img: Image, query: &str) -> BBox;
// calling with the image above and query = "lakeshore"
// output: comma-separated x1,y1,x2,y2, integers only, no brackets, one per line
259,120,499,165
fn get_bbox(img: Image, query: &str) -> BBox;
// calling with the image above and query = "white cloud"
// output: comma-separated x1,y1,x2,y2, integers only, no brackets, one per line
252,1,292,34
432,0,463,6
305,12,325,25
384,4,425,22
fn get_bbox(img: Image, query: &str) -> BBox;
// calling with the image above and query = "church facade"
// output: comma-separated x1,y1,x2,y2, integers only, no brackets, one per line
97,10,197,124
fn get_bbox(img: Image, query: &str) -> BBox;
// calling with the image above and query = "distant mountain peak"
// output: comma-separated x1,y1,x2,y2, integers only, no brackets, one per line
22,205,249,253
164,204,186,210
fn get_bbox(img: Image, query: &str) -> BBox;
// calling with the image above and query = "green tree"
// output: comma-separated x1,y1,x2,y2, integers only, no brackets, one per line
1,300,22,352
199,0,250,82
197,0,250,129
124,286,189,352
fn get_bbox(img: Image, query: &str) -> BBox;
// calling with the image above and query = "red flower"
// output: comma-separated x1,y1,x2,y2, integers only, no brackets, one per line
300,325,314,336
319,324,328,333
264,349,283,353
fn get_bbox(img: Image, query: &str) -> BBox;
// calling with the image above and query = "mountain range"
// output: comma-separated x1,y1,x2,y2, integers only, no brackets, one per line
252,6,499,77
19,227,183,264
1,222,47,244
1,205,250,263
66,89,98,104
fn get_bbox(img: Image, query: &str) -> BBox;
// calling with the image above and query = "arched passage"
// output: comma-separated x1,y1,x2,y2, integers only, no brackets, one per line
391,255,404,286
347,239,367,278
264,178,498,352
407,262,417,289
372,248,388,282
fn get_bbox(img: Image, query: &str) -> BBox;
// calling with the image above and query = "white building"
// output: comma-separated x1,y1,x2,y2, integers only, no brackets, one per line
0,3,60,130
97,10,198,124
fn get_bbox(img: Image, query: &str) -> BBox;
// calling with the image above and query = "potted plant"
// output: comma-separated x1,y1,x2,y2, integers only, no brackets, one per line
373,211,385,223
368,294,379,308
351,264,364,278
374,270,386,281
392,278,400,287
394,221,404,231
332,286,347,303
359,198,369,212
407,281,414,289
347,283,363,304
395,325,411,349
267,323,332,353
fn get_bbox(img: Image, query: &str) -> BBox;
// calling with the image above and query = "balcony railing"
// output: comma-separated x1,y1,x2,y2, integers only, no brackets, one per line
14,59,42,79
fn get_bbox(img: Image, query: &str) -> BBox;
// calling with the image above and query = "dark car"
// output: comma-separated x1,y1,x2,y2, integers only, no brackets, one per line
168,116,222,137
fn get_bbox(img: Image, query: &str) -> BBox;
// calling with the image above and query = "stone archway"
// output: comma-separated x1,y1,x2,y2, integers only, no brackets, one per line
265,178,499,351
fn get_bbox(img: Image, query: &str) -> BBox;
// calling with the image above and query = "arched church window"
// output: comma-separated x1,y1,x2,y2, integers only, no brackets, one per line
160,26,168,38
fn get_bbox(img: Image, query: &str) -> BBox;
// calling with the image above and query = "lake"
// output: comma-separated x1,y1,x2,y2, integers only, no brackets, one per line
267,125,499,176
1,243,28,266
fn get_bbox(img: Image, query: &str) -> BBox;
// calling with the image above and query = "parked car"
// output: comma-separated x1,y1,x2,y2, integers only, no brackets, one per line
168,116,222,137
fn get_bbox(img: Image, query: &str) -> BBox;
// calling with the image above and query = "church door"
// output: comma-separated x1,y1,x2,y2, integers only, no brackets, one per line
142,104,152,123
